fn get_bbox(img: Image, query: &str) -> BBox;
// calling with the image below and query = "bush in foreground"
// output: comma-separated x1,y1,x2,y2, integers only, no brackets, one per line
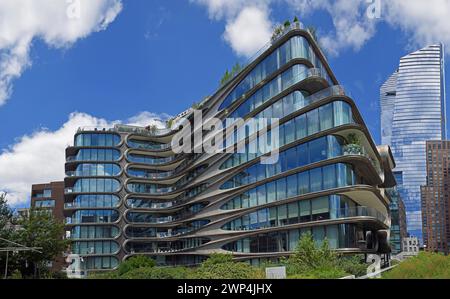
190,254,265,279
283,232,366,279
383,252,450,279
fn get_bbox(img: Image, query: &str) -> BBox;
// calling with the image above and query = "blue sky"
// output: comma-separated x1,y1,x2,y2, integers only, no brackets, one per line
1,0,449,207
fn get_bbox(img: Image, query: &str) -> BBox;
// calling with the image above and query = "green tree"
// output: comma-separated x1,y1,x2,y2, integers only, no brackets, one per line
12,209,69,278
220,70,232,86
117,255,156,276
0,192,13,238
284,232,365,279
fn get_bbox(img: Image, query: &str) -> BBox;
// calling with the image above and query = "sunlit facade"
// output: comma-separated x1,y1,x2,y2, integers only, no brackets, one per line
381,44,447,242
64,24,396,270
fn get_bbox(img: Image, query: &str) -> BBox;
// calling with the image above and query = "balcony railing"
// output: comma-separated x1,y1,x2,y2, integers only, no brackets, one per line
343,144,383,177
331,206,387,225
76,124,173,138
115,124,172,137
129,142,171,151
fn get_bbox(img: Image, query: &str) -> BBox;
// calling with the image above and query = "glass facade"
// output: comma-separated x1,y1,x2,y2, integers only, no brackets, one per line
64,28,392,270
221,101,354,169
73,178,121,193
221,163,356,210
219,35,333,110
221,135,345,189
222,224,362,252
222,195,358,231
72,240,120,255
381,44,446,242
75,133,121,147
71,163,121,177
69,225,120,239
70,149,121,162
67,210,119,224
127,153,174,165
68,195,120,208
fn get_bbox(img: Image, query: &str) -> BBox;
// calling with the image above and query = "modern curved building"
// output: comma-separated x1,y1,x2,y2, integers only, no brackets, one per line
64,23,396,271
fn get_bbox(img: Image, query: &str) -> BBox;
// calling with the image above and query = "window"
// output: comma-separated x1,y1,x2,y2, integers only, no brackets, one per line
307,109,320,135
312,197,329,221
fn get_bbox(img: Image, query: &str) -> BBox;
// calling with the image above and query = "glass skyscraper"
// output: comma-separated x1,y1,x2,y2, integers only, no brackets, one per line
380,44,447,242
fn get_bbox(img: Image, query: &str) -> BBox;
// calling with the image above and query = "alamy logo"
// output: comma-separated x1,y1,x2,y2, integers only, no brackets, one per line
66,0,81,20
366,0,381,19
171,110,280,164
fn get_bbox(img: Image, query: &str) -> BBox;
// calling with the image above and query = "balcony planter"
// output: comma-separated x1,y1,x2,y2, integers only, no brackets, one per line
343,144,363,156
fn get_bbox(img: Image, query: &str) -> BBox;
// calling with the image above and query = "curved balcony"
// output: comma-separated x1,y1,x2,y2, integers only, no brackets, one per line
127,154,176,166
128,139,171,151
127,168,175,180
115,124,172,137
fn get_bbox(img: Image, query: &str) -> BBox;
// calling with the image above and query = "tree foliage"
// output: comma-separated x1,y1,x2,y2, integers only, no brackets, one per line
0,202,69,278
220,62,243,86
117,255,156,276
283,232,366,279
190,253,264,279
0,193,13,239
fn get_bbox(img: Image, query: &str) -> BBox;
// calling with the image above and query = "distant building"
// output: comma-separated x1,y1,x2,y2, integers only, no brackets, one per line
402,237,420,257
421,141,450,254
380,44,447,243
388,187,407,254
31,181,65,272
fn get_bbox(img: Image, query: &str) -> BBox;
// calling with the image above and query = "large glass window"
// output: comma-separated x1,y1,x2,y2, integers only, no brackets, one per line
72,241,119,255
69,210,119,224
75,133,120,147
73,164,120,177
69,195,120,208
72,149,120,162
73,179,120,193
220,163,356,210
70,226,120,239
35,200,55,208
84,257,119,270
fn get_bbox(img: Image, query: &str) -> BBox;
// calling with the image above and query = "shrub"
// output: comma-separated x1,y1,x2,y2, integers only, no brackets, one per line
190,253,265,279
284,232,366,279
118,256,156,276
121,266,191,279
338,255,367,277
383,252,450,279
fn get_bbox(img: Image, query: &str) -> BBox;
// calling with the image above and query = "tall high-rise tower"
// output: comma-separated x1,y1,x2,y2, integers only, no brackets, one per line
381,44,447,242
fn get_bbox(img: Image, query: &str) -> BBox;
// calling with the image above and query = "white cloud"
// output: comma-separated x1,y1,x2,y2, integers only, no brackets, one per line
224,6,273,57
191,0,273,57
0,0,123,106
0,111,169,207
284,0,378,56
384,0,450,49
193,0,450,57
